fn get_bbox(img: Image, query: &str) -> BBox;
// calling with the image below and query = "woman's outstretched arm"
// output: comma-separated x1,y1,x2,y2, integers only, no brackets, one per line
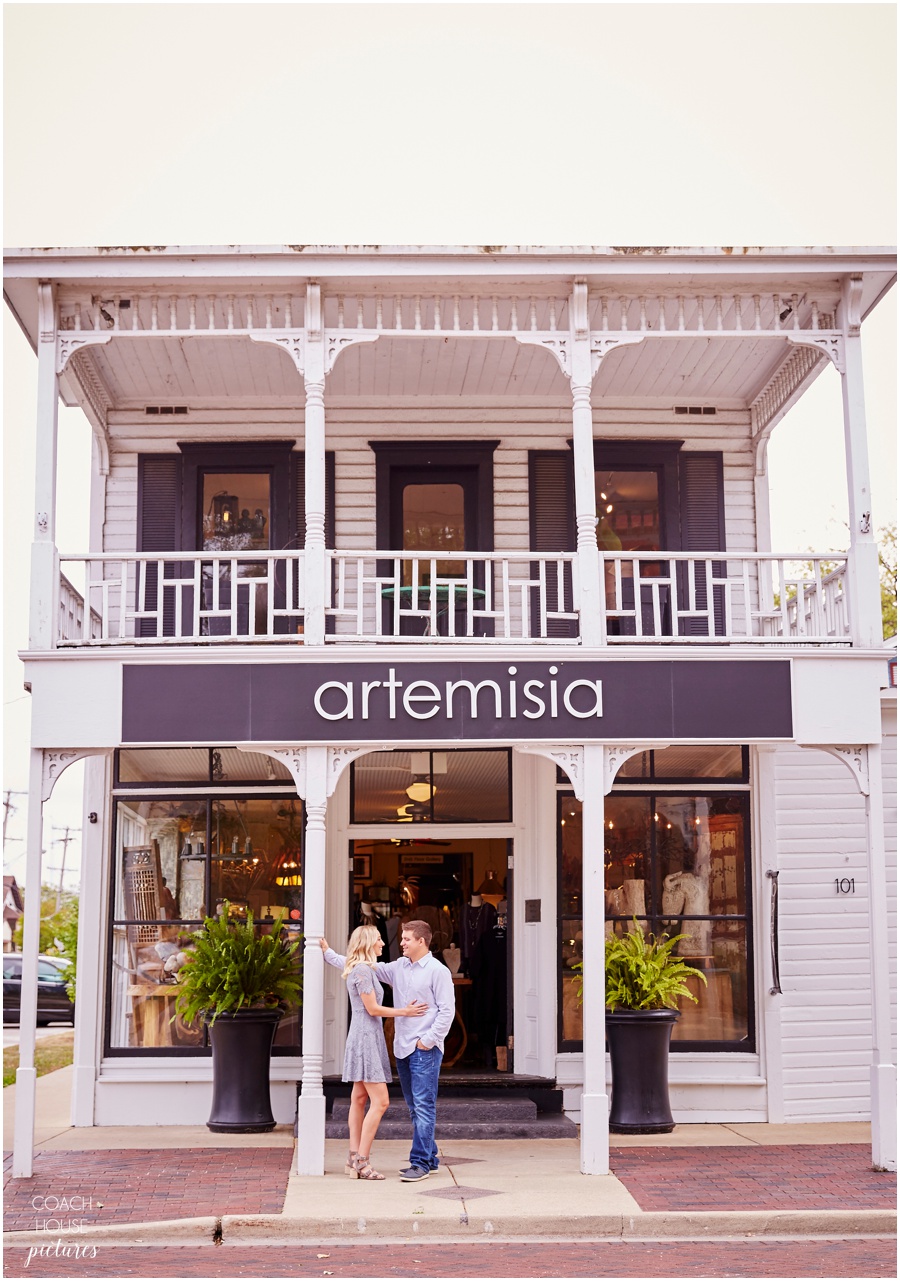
359,990,428,1019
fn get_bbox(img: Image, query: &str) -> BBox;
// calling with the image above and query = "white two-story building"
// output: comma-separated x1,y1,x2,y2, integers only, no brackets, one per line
4,245,896,1178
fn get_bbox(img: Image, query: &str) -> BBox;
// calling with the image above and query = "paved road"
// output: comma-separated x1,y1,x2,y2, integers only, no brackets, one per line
3,1239,896,1279
3,1026,73,1048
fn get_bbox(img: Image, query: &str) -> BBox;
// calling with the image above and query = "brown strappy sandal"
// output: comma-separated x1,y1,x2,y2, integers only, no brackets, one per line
344,1150,359,1178
354,1154,385,1181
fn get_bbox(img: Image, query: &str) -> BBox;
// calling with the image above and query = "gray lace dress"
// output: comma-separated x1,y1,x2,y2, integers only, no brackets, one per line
342,964,392,1083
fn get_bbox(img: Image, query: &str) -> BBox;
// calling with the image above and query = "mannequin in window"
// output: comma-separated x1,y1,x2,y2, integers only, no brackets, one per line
662,870,711,955
356,901,389,949
460,895,496,976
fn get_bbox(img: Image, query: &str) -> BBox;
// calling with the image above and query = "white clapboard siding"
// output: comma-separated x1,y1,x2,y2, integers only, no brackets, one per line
882,697,898,1056
773,730,897,1119
102,413,756,575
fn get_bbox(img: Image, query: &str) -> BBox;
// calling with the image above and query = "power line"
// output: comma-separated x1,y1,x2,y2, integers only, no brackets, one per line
50,826,81,911
3,790,26,853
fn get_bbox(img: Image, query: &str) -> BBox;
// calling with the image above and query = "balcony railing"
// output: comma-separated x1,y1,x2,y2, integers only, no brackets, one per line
327,551,579,642
599,552,850,644
57,551,306,645
54,550,851,647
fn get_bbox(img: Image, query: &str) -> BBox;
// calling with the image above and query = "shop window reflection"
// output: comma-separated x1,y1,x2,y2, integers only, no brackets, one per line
558,785,752,1050
109,796,303,1052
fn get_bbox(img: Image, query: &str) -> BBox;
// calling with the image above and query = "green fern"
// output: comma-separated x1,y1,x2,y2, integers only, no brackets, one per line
174,902,301,1026
605,919,707,1011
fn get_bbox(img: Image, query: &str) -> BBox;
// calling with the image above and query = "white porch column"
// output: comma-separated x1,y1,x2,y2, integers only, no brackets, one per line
840,276,883,649
12,749,46,1177
303,284,327,647
30,282,60,650
580,743,609,1174
570,283,604,647
71,754,112,1126
297,746,328,1174
863,743,896,1171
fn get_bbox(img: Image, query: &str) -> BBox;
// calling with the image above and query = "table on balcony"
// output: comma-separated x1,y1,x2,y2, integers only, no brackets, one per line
380,584,487,636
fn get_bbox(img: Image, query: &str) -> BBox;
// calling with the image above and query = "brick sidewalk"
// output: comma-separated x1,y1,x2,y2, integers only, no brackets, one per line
3,1143,896,1232
2,1149,292,1231
609,1144,897,1212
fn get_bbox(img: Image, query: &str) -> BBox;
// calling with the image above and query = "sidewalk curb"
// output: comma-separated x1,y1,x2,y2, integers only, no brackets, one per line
4,1209,896,1246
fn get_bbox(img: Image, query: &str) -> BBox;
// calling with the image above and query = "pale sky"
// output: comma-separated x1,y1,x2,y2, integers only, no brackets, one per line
2,1,896,888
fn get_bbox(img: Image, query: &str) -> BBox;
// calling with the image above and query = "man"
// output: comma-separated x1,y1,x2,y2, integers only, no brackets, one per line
322,919,455,1181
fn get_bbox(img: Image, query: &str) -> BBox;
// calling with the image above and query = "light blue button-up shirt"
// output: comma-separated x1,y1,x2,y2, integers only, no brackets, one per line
324,948,455,1059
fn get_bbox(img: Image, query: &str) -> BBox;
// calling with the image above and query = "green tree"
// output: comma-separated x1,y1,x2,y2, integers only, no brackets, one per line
12,884,78,956
879,523,897,640
53,899,79,1002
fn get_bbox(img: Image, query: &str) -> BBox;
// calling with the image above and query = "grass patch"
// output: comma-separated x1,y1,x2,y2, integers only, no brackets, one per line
3,1033,74,1087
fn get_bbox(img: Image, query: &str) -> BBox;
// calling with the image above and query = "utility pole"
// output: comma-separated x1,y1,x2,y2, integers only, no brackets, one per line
3,789,26,853
50,826,80,911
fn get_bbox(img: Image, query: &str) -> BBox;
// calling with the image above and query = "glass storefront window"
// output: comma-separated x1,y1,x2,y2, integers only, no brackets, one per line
558,771,752,1050
117,748,293,786
615,745,746,781
109,794,302,1052
352,749,512,824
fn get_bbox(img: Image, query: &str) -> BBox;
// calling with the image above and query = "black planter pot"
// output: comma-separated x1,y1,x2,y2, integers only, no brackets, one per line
606,1007,680,1134
205,1008,282,1133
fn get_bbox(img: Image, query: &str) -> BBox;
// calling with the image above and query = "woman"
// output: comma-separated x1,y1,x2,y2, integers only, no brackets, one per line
320,925,427,1181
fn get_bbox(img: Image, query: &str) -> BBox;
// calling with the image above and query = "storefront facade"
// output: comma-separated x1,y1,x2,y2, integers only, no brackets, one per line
5,245,896,1178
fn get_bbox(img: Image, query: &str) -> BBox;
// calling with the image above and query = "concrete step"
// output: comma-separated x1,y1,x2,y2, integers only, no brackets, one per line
330,1095,537,1123
325,1112,578,1140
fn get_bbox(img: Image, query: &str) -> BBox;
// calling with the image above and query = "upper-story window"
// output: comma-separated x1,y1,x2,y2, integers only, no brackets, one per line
596,469,663,554
530,441,726,638
201,471,271,555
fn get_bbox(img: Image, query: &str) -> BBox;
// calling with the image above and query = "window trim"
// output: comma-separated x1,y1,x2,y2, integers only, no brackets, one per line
178,441,296,555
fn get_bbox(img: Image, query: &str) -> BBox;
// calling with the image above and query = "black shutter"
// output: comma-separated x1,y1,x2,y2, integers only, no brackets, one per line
290,452,336,547
291,452,336,634
528,451,576,638
137,455,182,637
678,452,726,637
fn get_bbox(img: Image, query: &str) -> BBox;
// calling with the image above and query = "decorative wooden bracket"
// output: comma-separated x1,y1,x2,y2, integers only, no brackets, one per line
325,332,380,374
326,745,380,798
41,749,108,803
785,332,845,375
513,333,572,378
602,744,668,795
590,333,647,378
57,333,113,375
805,744,870,795
248,331,307,376
238,744,309,796
515,744,584,799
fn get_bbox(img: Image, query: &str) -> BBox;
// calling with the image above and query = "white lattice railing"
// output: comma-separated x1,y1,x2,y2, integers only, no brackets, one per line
54,550,851,647
600,552,850,643
57,552,306,645
58,571,102,642
327,551,579,642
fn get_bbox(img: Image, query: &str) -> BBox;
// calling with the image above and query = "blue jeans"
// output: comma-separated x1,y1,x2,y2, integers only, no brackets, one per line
396,1046,443,1171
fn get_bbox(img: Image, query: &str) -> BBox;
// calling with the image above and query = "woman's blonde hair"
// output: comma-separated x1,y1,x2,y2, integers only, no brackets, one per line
342,924,382,978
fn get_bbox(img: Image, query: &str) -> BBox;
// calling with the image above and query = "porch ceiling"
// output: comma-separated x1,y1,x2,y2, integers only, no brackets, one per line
63,329,813,411
4,246,895,416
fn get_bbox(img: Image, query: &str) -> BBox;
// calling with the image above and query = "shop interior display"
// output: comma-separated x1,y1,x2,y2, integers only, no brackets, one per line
350,838,510,1072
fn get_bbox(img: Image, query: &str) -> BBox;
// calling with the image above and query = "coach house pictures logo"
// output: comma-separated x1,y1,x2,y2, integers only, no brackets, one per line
24,1195,98,1267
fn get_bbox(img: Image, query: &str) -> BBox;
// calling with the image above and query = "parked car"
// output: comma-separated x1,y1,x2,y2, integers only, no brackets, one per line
2,953,75,1025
